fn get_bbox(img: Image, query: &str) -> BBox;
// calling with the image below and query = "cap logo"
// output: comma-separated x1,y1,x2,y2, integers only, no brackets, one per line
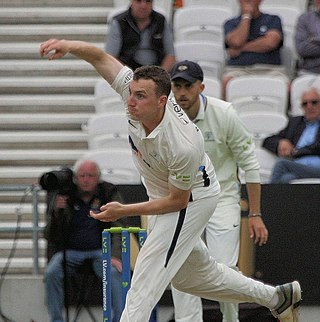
177,65,188,71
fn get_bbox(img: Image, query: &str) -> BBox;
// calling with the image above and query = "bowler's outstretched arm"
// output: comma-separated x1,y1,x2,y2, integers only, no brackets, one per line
39,38,123,85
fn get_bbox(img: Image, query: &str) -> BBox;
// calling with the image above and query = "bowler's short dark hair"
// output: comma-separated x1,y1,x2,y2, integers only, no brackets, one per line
133,65,171,97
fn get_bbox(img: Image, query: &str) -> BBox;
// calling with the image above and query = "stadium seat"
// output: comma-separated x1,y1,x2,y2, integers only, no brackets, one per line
182,0,240,15
79,148,141,185
226,75,288,115
260,0,308,12
94,79,125,114
86,112,130,150
173,6,233,46
239,112,288,147
203,77,222,99
254,147,279,184
174,40,226,79
290,178,320,184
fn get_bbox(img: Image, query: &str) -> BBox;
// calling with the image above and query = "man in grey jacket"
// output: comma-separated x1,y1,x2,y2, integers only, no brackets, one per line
295,0,320,75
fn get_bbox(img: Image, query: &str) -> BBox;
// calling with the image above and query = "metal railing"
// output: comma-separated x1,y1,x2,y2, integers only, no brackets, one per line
0,184,44,274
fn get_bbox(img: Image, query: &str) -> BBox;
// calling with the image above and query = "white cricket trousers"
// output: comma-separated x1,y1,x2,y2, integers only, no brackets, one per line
172,202,242,322
120,194,275,322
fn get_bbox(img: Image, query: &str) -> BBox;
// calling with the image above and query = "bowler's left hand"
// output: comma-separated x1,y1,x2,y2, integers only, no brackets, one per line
90,201,124,222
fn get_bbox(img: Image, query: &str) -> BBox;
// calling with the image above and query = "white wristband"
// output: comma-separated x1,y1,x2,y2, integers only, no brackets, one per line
248,213,262,218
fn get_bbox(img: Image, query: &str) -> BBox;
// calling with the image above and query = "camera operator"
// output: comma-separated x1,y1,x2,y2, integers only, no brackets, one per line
44,159,126,322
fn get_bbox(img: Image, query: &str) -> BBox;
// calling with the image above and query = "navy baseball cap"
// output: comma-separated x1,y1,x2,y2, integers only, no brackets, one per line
170,60,204,83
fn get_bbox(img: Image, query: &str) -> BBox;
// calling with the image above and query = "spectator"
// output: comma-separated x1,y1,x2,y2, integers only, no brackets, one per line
105,0,175,72
170,60,268,322
263,87,320,183
222,0,289,99
295,0,320,76
40,38,302,322
44,159,125,322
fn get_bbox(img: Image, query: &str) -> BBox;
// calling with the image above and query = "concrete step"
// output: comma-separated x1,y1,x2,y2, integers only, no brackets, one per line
0,42,104,59
0,59,100,77
0,239,47,258
0,189,46,203
0,149,86,166
0,76,99,94
0,94,94,113
0,203,46,218
0,7,111,24
0,131,88,149
0,257,46,274
0,24,108,42
0,113,91,130
3,0,113,7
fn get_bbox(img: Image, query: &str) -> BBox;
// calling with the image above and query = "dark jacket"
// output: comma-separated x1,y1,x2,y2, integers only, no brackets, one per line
263,116,320,158
114,8,166,70
45,181,125,260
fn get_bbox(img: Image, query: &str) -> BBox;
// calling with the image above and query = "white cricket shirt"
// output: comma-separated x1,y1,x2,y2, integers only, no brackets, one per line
111,66,220,200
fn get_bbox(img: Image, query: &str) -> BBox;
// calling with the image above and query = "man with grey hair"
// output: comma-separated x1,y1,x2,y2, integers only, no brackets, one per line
264,87,320,183
44,159,125,322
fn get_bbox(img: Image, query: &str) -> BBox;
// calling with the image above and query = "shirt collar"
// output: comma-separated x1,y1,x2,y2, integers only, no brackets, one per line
142,106,170,139
194,94,206,122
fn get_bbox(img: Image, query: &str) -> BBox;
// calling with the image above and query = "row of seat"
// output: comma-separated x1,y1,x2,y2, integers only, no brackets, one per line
107,2,309,82
94,73,317,116
111,0,309,23
82,0,314,186
87,72,320,185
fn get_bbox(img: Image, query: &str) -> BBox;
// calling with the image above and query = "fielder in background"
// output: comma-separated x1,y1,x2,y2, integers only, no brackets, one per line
40,38,302,322
170,60,268,322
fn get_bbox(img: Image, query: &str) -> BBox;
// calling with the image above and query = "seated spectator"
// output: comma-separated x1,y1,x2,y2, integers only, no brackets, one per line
263,87,320,183
222,0,289,99
44,159,126,322
105,0,176,72
295,0,320,76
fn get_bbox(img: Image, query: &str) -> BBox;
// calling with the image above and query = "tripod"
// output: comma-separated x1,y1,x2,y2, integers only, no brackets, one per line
63,254,98,322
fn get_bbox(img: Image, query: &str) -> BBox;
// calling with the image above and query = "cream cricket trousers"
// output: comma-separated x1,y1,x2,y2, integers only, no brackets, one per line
120,194,275,322
172,202,242,322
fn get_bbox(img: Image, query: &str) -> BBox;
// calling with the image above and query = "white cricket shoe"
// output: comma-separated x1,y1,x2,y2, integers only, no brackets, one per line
270,281,302,322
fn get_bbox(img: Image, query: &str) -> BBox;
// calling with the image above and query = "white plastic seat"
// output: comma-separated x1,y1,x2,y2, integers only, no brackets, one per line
290,178,320,184
174,40,226,79
226,76,288,115
173,6,233,46
254,148,279,184
182,0,240,15
239,112,288,147
86,112,130,150
260,0,308,12
94,79,125,114
79,148,141,185
203,77,221,99
290,75,320,116
280,46,296,80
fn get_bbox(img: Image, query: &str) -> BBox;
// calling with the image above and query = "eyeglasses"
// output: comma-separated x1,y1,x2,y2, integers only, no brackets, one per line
301,100,320,107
